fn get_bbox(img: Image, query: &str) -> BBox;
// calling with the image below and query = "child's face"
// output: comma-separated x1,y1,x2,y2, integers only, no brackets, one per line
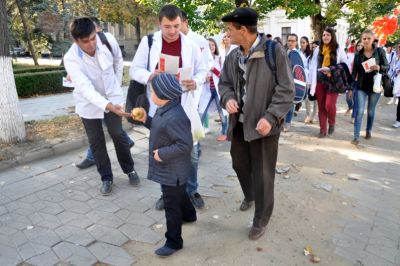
151,87,169,107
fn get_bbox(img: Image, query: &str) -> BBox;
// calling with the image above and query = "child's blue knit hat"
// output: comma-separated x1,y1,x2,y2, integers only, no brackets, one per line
151,73,182,100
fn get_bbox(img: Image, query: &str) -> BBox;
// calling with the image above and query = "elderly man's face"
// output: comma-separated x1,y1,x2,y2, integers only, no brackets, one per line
225,22,244,46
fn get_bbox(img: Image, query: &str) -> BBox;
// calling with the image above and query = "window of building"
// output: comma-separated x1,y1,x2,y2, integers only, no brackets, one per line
281,27,291,45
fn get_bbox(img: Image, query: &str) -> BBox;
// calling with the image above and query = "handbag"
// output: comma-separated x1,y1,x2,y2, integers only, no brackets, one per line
126,34,153,124
182,93,205,141
373,73,382,93
377,48,393,97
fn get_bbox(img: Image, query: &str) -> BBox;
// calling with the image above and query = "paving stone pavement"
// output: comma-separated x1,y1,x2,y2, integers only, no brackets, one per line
0,127,236,266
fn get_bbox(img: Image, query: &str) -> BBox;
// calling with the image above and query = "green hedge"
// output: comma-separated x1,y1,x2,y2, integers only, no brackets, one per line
15,70,68,97
13,66,65,74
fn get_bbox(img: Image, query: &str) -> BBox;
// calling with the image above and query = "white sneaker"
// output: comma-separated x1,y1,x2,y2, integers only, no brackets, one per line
395,98,399,105
387,98,394,105
392,121,400,128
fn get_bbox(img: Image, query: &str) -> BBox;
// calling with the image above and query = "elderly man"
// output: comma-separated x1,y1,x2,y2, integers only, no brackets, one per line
219,7,294,240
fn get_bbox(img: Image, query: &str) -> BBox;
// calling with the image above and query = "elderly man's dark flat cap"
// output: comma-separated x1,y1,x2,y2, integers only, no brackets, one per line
221,7,258,26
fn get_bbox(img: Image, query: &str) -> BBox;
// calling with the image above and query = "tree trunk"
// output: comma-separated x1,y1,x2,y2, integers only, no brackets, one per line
134,17,141,47
16,0,39,65
311,13,324,41
0,0,26,143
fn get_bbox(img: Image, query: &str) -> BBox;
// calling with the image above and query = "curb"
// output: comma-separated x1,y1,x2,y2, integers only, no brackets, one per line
0,127,149,172
0,137,89,171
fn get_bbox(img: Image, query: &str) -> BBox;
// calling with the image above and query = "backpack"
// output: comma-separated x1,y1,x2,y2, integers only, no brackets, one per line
264,40,277,82
97,32,113,54
125,34,154,124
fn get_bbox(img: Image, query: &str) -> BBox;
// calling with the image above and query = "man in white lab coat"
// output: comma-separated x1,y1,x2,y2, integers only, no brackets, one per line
64,18,139,196
130,4,208,209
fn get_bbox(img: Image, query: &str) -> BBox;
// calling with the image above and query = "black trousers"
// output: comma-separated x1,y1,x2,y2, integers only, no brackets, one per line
230,122,279,228
81,112,134,181
397,97,400,122
162,183,196,249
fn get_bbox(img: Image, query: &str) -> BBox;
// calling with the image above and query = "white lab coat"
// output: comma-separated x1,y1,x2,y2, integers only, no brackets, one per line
64,33,124,119
198,55,227,114
130,31,208,117
309,46,349,96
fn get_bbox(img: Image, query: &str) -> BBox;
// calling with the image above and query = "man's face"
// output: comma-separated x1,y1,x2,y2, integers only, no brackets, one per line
287,35,297,50
225,22,243,46
75,31,97,56
159,16,181,42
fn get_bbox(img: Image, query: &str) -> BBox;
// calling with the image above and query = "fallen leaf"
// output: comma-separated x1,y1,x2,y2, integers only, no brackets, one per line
256,247,263,252
304,245,313,256
310,255,321,263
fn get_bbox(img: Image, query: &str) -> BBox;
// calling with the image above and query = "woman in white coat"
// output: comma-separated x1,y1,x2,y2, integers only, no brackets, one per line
309,27,349,137
199,38,228,141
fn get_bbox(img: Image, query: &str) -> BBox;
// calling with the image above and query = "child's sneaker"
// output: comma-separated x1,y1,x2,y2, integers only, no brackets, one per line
392,121,400,128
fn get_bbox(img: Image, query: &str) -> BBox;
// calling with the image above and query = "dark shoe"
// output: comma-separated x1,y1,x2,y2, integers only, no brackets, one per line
190,193,205,209
129,141,135,148
155,245,180,257
318,133,327,138
365,131,371,139
351,139,359,145
76,158,95,169
155,196,164,211
100,180,113,195
128,171,140,186
183,216,197,224
328,125,335,135
248,225,266,240
239,199,253,211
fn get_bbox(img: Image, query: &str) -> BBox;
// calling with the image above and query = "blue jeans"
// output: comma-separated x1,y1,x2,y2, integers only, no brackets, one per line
200,88,228,135
285,104,295,124
354,90,381,140
351,83,359,119
87,130,134,161
186,144,200,196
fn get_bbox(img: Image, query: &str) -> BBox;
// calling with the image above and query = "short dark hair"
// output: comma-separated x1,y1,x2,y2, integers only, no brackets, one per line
89,17,101,28
288,33,298,41
181,10,188,21
70,17,96,40
159,4,182,22
266,34,272,38
232,22,257,34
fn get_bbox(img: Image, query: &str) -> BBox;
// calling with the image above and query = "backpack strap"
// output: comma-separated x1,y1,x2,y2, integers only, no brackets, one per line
146,34,154,71
264,40,277,83
97,32,113,54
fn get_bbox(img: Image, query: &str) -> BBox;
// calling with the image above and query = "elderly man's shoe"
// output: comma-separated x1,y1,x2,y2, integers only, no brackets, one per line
76,159,95,169
248,225,266,240
239,199,253,211
128,170,140,186
100,181,113,195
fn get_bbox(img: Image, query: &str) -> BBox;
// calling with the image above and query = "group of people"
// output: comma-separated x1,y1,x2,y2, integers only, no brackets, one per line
64,3,397,258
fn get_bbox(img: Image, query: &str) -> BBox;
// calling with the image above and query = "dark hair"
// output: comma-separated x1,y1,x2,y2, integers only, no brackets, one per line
89,17,101,28
70,17,96,40
207,38,219,56
312,40,320,46
181,10,188,21
232,22,257,34
266,34,272,38
288,33,298,41
300,36,312,58
159,4,182,22
273,36,282,45
318,27,339,66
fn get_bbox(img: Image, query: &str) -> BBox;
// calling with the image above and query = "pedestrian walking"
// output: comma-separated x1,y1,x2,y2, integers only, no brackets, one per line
351,29,389,145
219,7,294,240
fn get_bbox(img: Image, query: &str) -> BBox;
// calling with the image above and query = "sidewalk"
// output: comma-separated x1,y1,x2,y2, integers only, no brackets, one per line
0,94,399,265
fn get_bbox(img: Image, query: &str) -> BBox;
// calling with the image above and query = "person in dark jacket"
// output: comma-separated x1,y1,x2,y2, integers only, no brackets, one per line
351,29,388,145
132,73,196,257
219,7,294,241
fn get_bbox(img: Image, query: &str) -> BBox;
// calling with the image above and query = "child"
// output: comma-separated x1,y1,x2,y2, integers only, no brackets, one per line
132,73,196,257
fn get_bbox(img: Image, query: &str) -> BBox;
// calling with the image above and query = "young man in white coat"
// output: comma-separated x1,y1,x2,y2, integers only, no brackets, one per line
130,4,208,209
64,18,139,196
